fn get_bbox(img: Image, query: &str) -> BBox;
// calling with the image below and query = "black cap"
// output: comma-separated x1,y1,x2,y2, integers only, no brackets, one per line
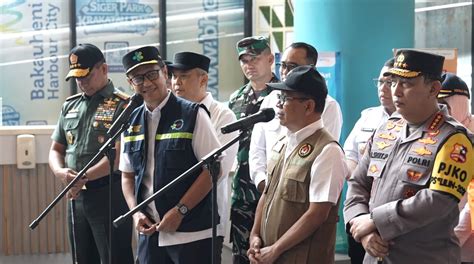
384,49,444,79
236,36,270,59
122,46,162,74
266,66,327,100
438,73,470,99
65,43,105,81
168,52,211,72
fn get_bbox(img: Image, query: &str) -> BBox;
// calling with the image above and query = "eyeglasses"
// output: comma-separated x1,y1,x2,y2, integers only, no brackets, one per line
372,78,392,88
277,93,310,104
276,62,315,73
129,69,161,86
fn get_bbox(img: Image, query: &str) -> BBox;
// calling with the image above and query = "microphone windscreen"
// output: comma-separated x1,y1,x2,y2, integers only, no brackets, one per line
260,108,275,122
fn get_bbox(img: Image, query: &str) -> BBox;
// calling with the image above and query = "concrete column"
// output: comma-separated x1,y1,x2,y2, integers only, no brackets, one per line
294,0,414,139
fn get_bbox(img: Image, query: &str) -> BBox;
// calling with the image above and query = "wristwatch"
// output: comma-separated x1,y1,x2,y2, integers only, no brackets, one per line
176,203,189,216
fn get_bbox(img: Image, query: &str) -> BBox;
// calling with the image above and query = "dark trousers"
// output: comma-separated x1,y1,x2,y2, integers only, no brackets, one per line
348,233,365,264
137,233,223,264
68,180,133,264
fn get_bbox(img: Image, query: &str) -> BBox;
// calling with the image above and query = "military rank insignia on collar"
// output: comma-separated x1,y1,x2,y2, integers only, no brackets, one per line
171,119,184,130
298,143,313,158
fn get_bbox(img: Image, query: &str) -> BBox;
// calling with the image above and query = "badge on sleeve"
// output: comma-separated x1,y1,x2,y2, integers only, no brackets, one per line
66,131,75,145
298,143,313,158
430,133,474,200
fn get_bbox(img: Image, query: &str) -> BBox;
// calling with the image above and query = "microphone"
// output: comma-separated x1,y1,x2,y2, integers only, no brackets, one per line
107,93,144,136
221,108,275,134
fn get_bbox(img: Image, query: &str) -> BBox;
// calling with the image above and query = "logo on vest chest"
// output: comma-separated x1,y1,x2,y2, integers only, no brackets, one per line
298,143,313,158
171,119,184,130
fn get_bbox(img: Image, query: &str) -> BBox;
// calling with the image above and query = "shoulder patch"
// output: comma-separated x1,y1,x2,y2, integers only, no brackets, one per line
113,89,130,101
65,93,82,101
430,132,473,201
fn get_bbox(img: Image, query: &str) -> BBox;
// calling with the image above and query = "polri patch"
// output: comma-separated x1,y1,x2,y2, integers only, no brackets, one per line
430,133,474,200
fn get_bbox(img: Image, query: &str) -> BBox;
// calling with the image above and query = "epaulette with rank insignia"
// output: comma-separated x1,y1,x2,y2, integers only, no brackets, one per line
113,89,130,101
65,93,82,101
426,112,444,132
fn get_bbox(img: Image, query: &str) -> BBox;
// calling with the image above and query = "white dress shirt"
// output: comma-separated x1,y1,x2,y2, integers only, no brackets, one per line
249,90,343,188
343,105,391,163
200,92,238,237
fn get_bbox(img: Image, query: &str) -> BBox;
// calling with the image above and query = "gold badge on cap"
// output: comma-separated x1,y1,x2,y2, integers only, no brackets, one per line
66,131,75,145
93,121,99,128
298,143,313,158
394,53,406,68
70,53,78,64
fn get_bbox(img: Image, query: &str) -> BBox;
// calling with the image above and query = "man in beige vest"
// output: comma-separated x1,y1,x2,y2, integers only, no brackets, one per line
247,66,347,264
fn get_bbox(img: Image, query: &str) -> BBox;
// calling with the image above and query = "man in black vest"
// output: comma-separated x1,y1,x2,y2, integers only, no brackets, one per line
119,46,222,264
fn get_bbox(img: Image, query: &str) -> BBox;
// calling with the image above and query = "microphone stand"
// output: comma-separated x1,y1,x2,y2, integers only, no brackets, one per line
29,121,128,235
113,129,249,264
105,147,116,264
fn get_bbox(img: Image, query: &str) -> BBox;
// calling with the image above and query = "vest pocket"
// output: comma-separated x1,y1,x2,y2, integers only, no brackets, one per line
280,176,307,203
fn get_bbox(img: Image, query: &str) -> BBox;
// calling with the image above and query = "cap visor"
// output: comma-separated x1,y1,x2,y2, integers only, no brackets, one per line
437,93,450,99
65,68,90,81
125,60,159,74
383,68,421,78
266,82,295,92
238,50,259,59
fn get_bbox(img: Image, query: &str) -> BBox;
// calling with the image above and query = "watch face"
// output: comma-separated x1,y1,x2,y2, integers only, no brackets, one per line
178,205,188,215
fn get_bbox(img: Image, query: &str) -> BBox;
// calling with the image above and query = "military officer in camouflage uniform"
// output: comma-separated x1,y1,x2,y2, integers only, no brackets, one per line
228,36,278,264
344,50,474,264
49,43,133,264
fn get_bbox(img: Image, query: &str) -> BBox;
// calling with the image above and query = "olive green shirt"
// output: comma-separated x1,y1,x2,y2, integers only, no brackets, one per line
51,81,129,172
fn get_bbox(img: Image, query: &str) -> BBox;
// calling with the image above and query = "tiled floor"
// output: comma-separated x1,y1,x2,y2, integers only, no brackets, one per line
0,246,350,264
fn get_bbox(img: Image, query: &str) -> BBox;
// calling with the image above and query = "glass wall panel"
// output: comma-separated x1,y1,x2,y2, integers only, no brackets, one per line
0,0,70,125
415,0,472,89
75,0,160,94
166,0,244,101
